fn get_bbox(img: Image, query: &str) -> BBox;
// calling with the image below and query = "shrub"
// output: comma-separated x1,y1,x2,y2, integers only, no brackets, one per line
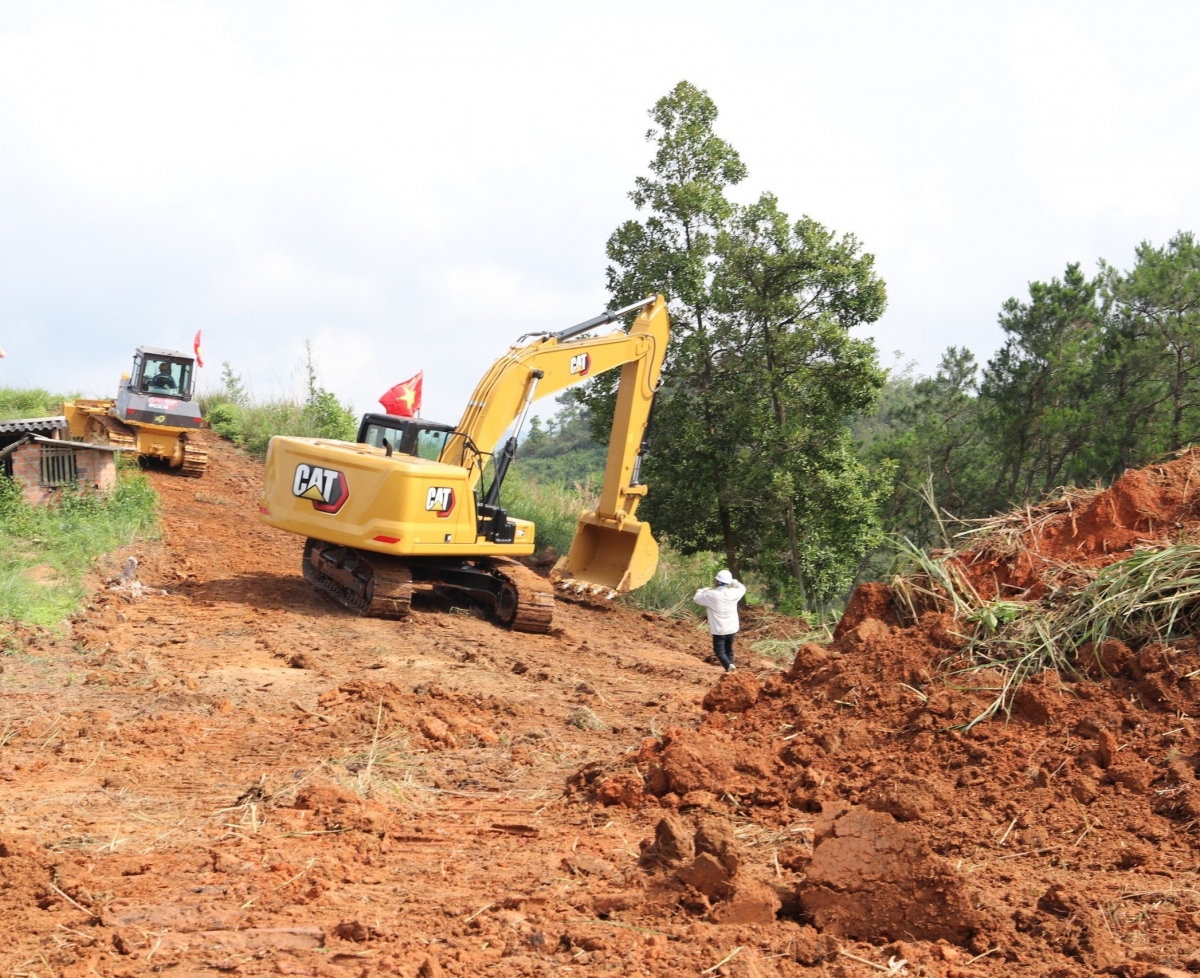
200,351,358,458
206,403,244,444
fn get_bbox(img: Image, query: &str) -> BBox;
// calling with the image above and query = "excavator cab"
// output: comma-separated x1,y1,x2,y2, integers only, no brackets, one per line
356,414,454,460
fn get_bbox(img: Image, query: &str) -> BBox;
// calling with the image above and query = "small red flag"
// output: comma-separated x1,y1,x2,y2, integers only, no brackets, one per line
380,371,422,418
193,329,204,368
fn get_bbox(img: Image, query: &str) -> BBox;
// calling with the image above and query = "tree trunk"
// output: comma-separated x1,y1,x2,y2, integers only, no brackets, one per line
718,501,740,578
783,494,808,608
1173,347,1185,452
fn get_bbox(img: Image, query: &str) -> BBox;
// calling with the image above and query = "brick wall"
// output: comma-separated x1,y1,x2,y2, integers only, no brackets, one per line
11,442,118,505
11,443,48,505
76,448,117,493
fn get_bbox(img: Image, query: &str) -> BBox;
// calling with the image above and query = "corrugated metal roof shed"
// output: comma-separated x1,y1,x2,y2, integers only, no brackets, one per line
0,416,68,434
0,433,133,461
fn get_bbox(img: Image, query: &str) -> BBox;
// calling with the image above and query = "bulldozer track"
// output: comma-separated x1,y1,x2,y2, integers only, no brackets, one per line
181,445,208,477
489,558,555,634
303,540,413,620
91,414,136,449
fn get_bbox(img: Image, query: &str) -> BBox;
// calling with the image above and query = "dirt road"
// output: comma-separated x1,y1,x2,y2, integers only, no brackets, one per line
0,436,798,976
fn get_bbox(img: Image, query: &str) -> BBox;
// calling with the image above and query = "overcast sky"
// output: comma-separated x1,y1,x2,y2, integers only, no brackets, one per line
1,1,1198,424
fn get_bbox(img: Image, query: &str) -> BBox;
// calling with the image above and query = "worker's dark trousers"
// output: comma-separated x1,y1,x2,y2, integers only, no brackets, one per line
712,633,736,670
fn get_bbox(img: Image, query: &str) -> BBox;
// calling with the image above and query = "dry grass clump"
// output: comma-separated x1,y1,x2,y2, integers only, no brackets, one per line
891,534,1200,729
953,485,1101,556
565,707,607,732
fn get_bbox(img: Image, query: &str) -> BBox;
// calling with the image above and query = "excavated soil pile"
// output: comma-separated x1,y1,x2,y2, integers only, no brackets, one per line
575,450,1200,974
949,448,1200,600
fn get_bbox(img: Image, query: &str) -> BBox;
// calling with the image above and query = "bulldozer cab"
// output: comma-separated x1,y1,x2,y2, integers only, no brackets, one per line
356,413,455,461
130,348,195,401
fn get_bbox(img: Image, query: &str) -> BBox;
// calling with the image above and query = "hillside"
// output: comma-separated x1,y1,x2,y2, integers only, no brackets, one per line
2,437,1200,975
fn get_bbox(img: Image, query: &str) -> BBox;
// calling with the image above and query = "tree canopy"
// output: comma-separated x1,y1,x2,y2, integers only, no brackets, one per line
860,232,1200,556
578,81,889,610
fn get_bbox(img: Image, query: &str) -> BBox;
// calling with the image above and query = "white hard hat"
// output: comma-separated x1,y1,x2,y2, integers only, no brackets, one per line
715,569,733,585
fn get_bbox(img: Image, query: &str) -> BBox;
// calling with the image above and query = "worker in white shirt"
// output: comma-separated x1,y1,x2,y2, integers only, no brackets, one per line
693,569,746,672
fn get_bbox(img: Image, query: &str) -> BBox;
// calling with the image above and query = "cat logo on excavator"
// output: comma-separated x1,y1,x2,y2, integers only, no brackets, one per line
569,352,591,376
425,486,456,517
292,463,350,514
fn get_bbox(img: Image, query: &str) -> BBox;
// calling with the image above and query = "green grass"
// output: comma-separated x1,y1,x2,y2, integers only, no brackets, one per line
0,388,73,421
504,473,597,557
204,398,358,458
621,546,722,617
0,470,158,629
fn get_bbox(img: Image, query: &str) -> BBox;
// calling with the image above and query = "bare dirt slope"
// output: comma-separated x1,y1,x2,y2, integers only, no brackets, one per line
0,435,787,977
5,437,1200,978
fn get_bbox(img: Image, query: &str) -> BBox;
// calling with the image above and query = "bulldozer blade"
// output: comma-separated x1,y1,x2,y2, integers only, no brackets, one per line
550,511,659,594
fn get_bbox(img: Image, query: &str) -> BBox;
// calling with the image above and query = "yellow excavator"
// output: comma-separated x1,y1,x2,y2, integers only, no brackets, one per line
257,295,669,633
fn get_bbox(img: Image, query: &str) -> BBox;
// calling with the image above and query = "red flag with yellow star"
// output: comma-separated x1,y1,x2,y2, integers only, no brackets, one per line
380,372,422,418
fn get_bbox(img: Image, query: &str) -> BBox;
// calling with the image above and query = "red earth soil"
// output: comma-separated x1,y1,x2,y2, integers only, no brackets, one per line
4,436,1200,977
949,448,1200,601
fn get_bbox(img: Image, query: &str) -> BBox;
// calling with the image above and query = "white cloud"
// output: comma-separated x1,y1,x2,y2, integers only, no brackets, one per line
0,0,1197,412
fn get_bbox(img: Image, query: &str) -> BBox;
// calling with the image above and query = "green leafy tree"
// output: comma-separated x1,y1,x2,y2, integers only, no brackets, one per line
852,232,1200,580
1101,232,1200,460
577,80,748,571
710,193,890,606
980,264,1104,507
861,347,988,549
302,340,357,441
216,361,248,406
581,82,890,609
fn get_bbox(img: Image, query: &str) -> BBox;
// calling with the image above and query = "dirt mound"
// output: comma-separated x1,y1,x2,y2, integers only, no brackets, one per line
569,450,1200,968
799,806,980,944
639,814,782,925
951,448,1200,600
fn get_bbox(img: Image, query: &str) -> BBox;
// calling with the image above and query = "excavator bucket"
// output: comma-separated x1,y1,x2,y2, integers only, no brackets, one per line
551,511,659,596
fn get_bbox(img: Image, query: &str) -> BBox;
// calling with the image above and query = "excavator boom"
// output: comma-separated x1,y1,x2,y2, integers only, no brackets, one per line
442,295,668,594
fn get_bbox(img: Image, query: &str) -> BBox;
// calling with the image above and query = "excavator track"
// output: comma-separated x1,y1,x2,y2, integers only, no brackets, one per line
303,540,413,619
487,558,556,634
300,542,553,632
181,444,208,477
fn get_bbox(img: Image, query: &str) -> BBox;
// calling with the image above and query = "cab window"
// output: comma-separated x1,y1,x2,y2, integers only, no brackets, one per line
140,360,193,398
415,428,449,461
363,422,407,453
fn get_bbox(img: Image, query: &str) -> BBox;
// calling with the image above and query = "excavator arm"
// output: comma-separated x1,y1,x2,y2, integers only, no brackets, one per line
441,294,669,594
